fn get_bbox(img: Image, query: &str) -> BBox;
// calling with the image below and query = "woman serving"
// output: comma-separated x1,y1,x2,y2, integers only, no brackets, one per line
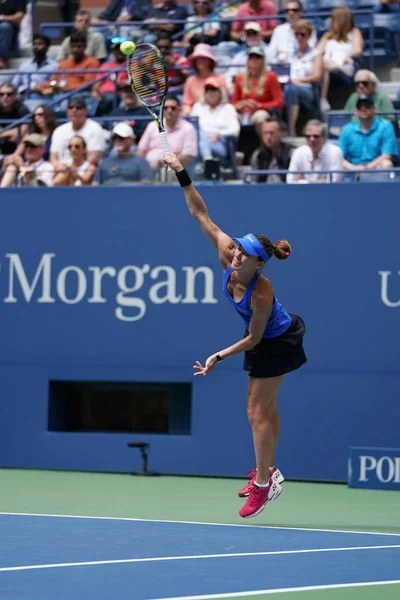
164,154,307,519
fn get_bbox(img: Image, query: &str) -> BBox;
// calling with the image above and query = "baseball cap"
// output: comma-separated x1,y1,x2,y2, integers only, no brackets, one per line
247,46,264,58
110,37,129,48
68,96,87,109
244,22,262,32
204,75,221,90
112,122,135,138
356,95,374,109
24,133,45,147
232,234,271,263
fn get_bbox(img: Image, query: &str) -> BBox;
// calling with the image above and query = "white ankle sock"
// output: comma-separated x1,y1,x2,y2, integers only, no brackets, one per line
254,481,270,488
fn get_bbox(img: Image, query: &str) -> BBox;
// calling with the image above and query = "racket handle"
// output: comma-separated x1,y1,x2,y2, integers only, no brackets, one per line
159,131,172,171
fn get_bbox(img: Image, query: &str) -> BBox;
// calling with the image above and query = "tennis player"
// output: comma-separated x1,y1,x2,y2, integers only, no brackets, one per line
164,154,307,518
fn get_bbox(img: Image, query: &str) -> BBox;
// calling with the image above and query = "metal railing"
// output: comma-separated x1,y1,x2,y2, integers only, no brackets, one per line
243,168,400,183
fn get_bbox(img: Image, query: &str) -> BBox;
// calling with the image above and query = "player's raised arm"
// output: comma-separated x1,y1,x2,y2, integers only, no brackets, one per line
164,154,235,269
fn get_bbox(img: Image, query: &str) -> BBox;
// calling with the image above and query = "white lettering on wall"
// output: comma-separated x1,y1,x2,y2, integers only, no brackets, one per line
379,271,400,307
359,455,400,483
4,253,55,303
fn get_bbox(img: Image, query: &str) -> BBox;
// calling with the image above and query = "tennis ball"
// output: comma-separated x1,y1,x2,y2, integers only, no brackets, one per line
120,41,136,55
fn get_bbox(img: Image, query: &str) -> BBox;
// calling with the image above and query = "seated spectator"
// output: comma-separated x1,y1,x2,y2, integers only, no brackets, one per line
12,35,57,95
232,47,284,124
92,0,152,42
344,70,396,121
109,80,150,140
137,95,198,169
156,34,189,92
284,21,323,137
226,22,268,91
339,97,398,171
230,0,279,43
57,9,107,62
374,0,400,13
191,76,240,161
0,83,29,156
144,0,188,44
250,117,295,182
317,7,363,112
267,0,317,64
182,0,220,51
0,133,54,188
91,38,128,115
6,105,57,164
36,33,100,95
183,44,227,115
287,119,343,183
53,135,96,186
50,96,106,168
98,123,152,185
0,0,26,69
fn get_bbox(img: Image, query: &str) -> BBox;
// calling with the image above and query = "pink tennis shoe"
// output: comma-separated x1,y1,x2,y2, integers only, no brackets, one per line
239,479,282,518
238,466,284,497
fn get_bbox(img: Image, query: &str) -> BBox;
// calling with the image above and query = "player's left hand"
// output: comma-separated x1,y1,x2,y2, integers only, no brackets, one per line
193,355,218,376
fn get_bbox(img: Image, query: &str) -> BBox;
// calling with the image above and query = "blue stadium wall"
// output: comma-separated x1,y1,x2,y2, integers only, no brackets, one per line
0,183,399,482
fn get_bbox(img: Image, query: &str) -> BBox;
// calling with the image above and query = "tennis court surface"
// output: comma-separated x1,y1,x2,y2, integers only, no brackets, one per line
1,469,399,600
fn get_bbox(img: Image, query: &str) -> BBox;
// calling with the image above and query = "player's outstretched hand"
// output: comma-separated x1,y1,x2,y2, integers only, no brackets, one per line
163,153,183,173
193,355,218,376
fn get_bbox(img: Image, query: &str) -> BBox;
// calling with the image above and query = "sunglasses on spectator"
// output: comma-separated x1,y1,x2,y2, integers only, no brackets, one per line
68,143,83,149
34,112,44,117
305,134,321,139
164,105,178,111
157,45,171,51
68,105,85,110
194,1,209,4
0,91,15,97
285,7,300,12
294,32,307,37
25,143,39,149
356,80,370,86
112,135,126,141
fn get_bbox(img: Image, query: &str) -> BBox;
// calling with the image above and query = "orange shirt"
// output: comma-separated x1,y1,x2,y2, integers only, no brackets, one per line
55,55,100,91
232,71,284,114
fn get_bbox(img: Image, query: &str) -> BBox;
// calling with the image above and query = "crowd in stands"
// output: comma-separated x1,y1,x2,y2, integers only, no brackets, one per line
0,0,399,187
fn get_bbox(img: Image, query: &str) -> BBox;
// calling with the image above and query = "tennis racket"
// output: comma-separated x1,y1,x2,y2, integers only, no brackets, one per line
127,43,171,162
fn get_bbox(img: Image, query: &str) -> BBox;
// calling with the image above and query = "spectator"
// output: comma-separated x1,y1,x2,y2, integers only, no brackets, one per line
250,117,295,182
230,0,279,43
226,22,268,91
58,0,79,34
0,133,54,188
53,135,96,186
156,34,189,92
50,96,106,167
317,7,363,112
110,80,150,140
92,0,152,42
339,97,398,171
6,105,57,164
232,47,284,124
375,0,400,13
182,0,221,51
287,119,343,183
0,83,29,156
267,0,317,65
144,0,188,43
137,95,198,169
12,34,57,95
182,44,227,115
284,20,323,137
98,123,152,185
344,70,396,121
57,9,107,61
191,75,240,161
91,38,128,115
37,33,100,95
0,0,26,69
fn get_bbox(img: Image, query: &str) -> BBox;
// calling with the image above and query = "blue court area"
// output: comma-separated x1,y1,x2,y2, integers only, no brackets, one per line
1,514,400,599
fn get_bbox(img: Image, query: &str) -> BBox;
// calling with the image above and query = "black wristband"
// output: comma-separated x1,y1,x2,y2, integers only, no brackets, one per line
215,354,224,362
175,169,192,187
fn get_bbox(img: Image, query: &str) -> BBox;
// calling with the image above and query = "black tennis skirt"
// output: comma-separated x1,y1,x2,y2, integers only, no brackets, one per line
243,314,307,379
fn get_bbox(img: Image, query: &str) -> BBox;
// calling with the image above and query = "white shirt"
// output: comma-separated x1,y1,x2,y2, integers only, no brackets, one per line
19,159,54,187
267,22,317,64
190,102,240,137
290,47,318,89
226,42,269,90
324,34,354,77
50,119,107,162
287,142,344,183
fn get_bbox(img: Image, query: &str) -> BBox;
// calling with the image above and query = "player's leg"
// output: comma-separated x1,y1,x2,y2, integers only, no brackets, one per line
270,395,280,467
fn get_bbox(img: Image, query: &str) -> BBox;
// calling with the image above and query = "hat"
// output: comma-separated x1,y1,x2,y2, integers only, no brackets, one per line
204,75,221,90
356,95,374,109
25,133,46,147
244,21,262,32
68,95,87,109
247,46,265,58
187,43,217,67
112,122,135,138
110,37,129,48
232,233,271,263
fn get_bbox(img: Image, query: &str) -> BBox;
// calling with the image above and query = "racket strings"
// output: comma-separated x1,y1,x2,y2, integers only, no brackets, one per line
129,49,167,107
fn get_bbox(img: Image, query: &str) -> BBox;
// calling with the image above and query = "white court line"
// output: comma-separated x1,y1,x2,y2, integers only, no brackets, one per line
149,580,400,600
1,512,399,538
0,544,399,573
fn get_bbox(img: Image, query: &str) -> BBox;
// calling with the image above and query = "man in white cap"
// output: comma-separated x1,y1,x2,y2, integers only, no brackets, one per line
267,0,316,64
98,122,153,185
226,22,268,91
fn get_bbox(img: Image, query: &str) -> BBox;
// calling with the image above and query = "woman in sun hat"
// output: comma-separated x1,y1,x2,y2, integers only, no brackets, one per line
182,43,227,115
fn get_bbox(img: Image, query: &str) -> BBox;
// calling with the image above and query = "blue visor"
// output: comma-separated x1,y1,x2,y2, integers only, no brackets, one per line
233,233,271,263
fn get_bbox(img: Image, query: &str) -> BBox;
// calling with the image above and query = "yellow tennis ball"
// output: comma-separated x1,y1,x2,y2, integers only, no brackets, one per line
120,41,136,55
